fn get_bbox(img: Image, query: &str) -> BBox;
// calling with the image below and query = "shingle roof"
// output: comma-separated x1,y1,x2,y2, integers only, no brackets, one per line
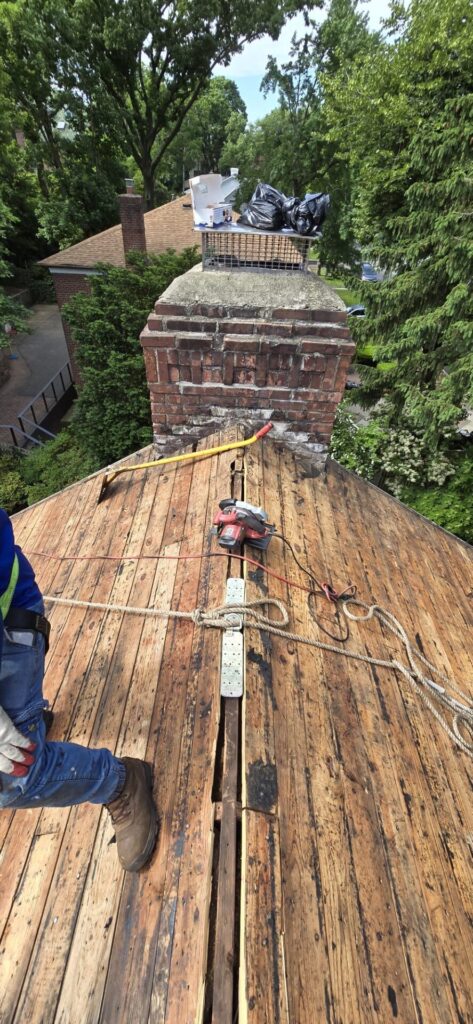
39,196,199,269
4,427,473,1023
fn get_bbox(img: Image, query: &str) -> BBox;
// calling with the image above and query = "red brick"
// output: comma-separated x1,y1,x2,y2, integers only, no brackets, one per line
272,308,313,322
222,320,256,335
255,354,268,387
166,413,187,426
223,352,234,386
192,303,224,318
167,318,217,334
169,366,180,383
176,337,212,351
225,306,260,319
191,359,202,385
299,340,328,354
157,351,169,383
273,307,347,324
222,335,259,351
235,369,256,385
147,316,165,331
149,383,178,395
154,302,187,316
234,353,257,369
255,321,293,337
140,331,176,349
203,368,223,383
294,323,351,340
301,354,326,372
143,348,157,383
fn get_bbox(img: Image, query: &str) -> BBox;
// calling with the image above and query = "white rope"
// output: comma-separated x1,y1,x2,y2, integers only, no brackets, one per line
44,592,473,758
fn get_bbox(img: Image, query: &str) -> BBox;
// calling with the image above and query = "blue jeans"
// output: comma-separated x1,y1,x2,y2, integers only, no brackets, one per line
0,602,125,809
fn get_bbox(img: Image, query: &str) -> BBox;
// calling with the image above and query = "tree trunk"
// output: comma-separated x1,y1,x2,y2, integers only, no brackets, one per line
142,163,156,210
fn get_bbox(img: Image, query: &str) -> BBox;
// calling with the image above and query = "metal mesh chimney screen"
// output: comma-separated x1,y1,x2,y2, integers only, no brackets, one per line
200,230,311,274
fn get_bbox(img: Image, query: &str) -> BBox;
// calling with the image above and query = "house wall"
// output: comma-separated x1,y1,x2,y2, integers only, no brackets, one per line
51,271,93,385
140,269,354,453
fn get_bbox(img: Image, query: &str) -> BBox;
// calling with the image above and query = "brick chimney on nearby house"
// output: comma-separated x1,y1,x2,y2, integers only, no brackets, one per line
119,179,147,264
140,268,354,454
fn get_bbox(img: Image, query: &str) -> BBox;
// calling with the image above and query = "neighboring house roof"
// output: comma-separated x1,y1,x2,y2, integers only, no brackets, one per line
39,195,199,270
4,427,473,1023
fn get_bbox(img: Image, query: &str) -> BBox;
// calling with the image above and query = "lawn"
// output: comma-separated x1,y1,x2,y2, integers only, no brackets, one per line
318,270,361,308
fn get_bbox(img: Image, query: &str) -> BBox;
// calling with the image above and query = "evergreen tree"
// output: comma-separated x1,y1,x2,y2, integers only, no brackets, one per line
338,0,473,444
63,249,200,464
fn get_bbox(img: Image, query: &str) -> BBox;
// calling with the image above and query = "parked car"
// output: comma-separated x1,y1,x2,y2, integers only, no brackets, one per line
361,262,384,282
347,304,366,317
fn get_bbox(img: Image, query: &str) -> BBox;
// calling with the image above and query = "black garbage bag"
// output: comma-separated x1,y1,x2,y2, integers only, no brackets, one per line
285,192,330,236
282,196,301,230
238,183,330,234
238,182,286,230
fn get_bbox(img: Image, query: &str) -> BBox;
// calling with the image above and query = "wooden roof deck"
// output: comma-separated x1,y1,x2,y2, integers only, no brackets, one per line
1,428,472,1024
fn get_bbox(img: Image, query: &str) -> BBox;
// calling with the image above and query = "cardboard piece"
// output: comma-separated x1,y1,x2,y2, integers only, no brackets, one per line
189,172,239,227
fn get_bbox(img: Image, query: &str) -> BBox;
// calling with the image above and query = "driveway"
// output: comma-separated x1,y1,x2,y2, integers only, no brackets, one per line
0,305,69,443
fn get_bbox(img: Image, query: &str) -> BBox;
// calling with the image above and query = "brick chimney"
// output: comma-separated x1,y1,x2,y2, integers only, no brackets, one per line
119,180,146,264
140,269,354,454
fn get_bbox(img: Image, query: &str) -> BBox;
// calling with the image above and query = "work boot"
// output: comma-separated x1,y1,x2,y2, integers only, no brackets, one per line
106,757,158,872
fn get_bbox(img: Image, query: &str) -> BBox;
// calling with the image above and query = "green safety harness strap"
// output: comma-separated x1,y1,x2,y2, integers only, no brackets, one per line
0,553,19,620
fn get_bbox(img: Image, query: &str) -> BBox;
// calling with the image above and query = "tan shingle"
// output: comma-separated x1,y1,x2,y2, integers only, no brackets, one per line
39,196,198,269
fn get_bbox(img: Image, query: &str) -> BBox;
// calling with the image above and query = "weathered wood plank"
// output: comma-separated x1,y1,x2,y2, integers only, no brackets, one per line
2,470,153,1023
212,699,239,1024
99,430,237,1024
239,811,288,1024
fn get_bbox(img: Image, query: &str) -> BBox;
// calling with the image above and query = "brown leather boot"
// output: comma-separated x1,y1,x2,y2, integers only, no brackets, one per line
106,758,158,872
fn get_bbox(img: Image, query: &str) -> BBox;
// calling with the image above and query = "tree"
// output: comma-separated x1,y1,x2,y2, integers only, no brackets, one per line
0,68,37,331
159,77,247,195
330,0,473,445
1,0,319,212
63,248,200,464
224,0,377,268
0,1,127,247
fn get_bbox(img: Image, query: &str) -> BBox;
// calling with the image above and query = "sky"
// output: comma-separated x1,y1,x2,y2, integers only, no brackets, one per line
215,0,392,123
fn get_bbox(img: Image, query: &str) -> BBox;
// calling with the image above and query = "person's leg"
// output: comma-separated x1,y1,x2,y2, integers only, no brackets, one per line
0,605,157,869
0,605,125,809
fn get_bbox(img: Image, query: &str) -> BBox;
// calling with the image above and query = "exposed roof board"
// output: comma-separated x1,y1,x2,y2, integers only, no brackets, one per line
2,428,472,1023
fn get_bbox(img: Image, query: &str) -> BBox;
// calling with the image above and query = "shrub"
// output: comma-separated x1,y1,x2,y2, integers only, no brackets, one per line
0,447,28,513
20,429,100,504
64,248,200,464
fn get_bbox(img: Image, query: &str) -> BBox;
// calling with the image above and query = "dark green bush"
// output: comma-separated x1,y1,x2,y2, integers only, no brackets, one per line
20,428,100,504
64,248,200,463
0,447,28,513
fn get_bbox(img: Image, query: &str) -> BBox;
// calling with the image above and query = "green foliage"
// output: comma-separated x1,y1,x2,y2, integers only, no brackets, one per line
326,0,473,445
331,403,456,493
0,431,100,511
163,77,247,190
0,447,28,514
12,265,55,304
1,0,319,216
329,405,387,481
330,404,473,543
400,447,473,545
64,248,200,463
223,0,376,269
19,428,100,504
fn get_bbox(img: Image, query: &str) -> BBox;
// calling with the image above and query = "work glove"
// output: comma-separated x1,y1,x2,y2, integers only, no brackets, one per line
0,705,36,776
